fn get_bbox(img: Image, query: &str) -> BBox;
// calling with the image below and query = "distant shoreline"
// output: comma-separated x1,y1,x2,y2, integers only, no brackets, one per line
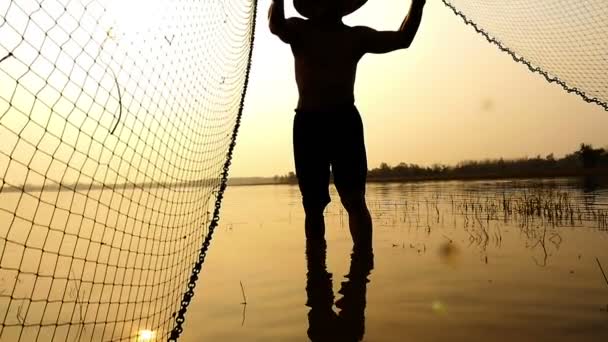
228,167,608,187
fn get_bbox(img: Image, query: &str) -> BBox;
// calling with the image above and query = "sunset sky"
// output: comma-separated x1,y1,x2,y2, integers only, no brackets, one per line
230,0,608,177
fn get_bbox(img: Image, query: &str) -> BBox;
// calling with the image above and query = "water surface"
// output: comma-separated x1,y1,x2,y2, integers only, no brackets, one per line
181,178,608,341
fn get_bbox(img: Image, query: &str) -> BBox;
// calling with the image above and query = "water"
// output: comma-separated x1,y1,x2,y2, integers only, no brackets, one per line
181,178,608,342
1,178,607,341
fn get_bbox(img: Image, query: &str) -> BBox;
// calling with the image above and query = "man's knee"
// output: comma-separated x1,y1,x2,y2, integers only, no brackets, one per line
340,193,368,214
303,197,329,217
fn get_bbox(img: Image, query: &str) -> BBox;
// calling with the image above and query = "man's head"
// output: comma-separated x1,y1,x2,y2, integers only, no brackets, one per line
294,0,368,21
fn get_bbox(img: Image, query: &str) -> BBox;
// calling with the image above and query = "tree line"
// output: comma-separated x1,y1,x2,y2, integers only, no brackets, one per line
273,144,608,183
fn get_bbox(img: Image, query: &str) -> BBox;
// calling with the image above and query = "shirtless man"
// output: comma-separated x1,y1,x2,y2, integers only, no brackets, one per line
268,0,426,250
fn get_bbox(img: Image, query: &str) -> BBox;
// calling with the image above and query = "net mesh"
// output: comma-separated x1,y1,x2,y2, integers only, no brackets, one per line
0,0,256,341
442,0,608,111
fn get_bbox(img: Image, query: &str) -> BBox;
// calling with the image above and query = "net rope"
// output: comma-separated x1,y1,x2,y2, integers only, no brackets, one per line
0,0,256,341
442,0,608,111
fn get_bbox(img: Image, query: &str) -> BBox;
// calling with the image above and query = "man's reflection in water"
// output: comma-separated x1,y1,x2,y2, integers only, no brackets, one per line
305,239,374,341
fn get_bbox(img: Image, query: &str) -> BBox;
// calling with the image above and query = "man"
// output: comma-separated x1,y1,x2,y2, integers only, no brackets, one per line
268,0,426,250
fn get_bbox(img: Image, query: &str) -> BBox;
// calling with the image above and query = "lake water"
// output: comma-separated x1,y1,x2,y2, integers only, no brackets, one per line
180,178,608,342
1,178,607,341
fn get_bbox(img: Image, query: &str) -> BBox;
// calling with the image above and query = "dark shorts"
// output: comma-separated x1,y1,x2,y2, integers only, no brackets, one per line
293,105,367,211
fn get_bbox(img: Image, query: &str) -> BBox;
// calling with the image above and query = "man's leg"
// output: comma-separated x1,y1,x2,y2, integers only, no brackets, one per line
332,106,372,250
304,202,328,241
293,110,331,240
340,193,373,251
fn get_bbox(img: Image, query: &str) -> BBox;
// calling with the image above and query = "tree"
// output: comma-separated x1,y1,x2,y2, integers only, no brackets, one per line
578,143,602,168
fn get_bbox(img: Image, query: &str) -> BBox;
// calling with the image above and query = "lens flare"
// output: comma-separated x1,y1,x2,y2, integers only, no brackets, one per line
136,329,156,342
432,300,447,315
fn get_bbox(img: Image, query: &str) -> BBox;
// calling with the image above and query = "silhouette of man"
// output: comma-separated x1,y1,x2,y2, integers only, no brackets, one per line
269,0,426,249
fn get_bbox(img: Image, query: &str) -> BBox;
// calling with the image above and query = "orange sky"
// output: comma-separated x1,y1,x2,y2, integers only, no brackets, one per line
229,0,608,177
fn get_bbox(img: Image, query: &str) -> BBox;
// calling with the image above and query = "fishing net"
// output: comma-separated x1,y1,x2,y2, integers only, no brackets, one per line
0,0,257,340
442,0,608,111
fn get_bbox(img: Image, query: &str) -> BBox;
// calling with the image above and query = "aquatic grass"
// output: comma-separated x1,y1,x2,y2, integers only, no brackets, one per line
597,258,608,287
240,280,248,305
240,281,248,326
597,258,608,313
450,188,608,229
353,185,607,264
331,183,606,265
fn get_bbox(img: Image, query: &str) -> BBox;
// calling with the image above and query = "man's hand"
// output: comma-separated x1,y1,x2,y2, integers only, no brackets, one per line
269,0,304,44
355,0,427,54
268,0,285,35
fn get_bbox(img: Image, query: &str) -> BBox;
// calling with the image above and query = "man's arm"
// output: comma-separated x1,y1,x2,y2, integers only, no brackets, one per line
356,0,426,54
268,0,303,44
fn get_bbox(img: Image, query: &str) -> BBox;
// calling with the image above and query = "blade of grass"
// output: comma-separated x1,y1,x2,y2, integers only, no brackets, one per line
596,257,608,287
240,281,247,305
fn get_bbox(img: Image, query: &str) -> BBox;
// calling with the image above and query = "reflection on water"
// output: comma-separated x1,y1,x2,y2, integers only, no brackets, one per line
305,238,373,342
180,178,608,341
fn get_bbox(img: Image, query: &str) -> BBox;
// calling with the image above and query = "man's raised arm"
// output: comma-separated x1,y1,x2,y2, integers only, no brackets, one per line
356,0,426,54
268,0,303,44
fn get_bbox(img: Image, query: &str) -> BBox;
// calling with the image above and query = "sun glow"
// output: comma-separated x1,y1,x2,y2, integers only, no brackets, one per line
136,329,157,342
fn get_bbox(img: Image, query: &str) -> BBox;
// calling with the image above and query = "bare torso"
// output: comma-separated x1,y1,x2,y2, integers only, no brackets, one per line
291,21,363,111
